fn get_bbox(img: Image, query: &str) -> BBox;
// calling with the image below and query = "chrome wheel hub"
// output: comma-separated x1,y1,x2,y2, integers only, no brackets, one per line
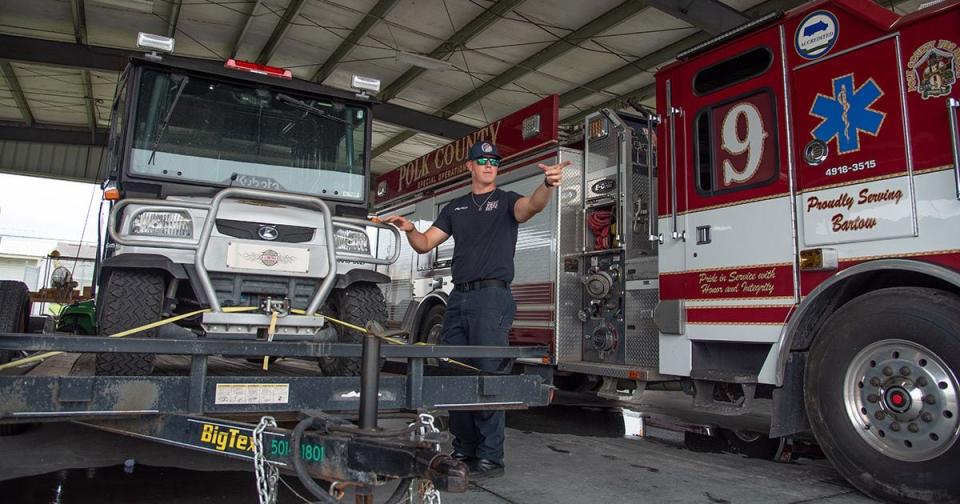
843,339,960,462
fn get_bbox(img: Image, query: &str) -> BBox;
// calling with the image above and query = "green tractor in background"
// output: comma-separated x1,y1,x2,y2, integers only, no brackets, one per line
55,299,96,335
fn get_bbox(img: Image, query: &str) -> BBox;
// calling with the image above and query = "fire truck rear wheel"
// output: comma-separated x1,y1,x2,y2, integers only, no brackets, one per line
94,271,166,376
804,287,960,503
417,304,445,367
318,283,387,376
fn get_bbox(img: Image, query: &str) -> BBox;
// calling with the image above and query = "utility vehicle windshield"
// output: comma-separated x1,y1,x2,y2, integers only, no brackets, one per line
129,69,368,202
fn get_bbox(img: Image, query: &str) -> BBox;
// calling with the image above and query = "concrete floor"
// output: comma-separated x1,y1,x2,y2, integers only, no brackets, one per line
0,403,879,503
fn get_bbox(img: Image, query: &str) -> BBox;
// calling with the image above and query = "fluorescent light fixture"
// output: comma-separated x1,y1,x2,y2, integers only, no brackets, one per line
395,51,457,71
351,75,381,94
137,32,175,53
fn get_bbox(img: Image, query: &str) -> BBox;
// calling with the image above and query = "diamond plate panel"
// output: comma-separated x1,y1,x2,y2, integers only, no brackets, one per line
625,288,660,368
555,148,584,364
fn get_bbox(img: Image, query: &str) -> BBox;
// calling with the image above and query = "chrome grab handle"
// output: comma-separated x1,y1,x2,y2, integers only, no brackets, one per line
666,80,683,241
647,113,663,244
949,97,960,200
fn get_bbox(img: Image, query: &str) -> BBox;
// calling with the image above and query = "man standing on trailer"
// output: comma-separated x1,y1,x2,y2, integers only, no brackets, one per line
382,141,568,479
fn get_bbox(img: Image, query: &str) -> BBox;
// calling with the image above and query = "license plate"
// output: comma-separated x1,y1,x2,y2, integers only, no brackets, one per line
226,242,310,274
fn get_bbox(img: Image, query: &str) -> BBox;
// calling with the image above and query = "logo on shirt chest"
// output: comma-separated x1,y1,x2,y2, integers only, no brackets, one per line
485,200,499,212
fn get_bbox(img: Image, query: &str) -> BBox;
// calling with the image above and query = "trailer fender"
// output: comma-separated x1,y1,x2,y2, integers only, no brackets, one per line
334,270,391,289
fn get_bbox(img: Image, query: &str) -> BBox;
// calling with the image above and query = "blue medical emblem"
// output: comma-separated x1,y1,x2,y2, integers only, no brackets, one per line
810,74,884,154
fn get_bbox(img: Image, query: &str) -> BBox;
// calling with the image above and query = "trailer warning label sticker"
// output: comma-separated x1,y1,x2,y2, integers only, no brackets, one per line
215,383,289,405
795,10,839,60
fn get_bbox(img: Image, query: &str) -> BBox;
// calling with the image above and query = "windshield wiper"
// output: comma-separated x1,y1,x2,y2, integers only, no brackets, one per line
148,74,189,165
276,93,347,125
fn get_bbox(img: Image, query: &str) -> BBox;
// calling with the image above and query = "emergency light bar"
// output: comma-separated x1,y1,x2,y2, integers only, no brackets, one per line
224,59,293,79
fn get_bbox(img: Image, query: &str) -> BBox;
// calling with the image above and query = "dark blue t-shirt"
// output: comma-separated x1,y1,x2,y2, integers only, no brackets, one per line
433,188,524,285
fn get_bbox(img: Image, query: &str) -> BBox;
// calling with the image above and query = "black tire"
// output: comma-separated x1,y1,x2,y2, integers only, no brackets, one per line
720,429,785,460
318,283,387,376
417,304,445,367
805,287,960,503
95,271,166,376
0,280,30,366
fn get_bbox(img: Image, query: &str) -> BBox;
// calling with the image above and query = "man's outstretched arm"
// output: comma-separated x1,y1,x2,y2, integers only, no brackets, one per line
380,215,450,253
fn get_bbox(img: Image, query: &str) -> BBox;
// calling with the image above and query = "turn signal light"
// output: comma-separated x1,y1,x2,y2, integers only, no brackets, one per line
799,248,839,271
103,188,121,201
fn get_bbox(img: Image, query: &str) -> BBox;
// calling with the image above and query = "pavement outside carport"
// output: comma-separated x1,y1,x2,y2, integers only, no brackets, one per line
0,403,878,503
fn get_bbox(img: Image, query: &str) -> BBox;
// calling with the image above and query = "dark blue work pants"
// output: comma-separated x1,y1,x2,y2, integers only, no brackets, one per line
441,285,516,465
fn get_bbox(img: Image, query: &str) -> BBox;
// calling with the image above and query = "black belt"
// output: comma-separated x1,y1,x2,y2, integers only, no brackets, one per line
454,279,509,292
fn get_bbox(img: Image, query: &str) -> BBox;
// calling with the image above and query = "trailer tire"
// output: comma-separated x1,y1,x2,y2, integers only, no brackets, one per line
318,283,387,376
804,287,960,504
95,271,166,376
0,280,30,366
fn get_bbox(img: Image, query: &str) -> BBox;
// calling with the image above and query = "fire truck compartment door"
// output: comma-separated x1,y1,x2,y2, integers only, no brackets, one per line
792,37,917,246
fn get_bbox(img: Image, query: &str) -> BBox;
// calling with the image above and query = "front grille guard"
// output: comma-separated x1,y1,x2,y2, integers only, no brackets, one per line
107,187,401,316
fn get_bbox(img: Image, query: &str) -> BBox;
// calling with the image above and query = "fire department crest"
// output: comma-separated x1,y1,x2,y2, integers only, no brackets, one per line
906,40,959,100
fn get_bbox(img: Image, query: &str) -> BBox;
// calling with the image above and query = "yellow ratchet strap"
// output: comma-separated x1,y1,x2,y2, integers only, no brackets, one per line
0,306,258,371
291,309,480,372
262,310,279,371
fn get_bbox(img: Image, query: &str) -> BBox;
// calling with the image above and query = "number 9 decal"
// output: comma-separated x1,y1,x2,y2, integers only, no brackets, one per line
721,102,768,186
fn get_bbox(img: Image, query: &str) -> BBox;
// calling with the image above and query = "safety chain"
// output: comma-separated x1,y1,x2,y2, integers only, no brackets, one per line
410,413,439,449
408,479,442,504
406,413,442,504
254,416,280,504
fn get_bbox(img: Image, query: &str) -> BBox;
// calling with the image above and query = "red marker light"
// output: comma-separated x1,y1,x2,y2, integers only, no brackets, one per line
224,59,293,79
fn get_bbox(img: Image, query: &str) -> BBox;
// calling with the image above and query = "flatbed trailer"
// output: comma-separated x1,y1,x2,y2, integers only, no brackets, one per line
0,330,552,503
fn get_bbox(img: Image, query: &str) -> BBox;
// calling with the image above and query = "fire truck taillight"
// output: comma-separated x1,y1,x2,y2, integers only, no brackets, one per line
799,248,839,271
224,59,293,79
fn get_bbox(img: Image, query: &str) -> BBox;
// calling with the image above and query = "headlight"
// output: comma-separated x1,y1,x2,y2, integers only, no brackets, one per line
130,211,193,238
334,227,370,254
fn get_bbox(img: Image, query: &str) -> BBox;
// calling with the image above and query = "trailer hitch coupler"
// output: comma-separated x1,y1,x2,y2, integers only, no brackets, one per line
359,321,384,430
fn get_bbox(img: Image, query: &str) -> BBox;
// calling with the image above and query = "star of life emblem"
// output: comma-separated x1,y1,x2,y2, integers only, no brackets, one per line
810,74,885,155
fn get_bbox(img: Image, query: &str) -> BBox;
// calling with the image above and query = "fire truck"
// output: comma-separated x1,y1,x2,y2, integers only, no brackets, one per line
373,0,960,501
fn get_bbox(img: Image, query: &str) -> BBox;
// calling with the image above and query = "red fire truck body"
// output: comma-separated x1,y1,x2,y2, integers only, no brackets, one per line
375,1,960,500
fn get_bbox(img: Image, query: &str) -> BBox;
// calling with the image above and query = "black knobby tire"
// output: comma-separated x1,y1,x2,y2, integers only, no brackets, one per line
95,271,166,376
720,429,785,460
0,280,30,366
805,287,960,503
0,281,30,436
318,283,388,376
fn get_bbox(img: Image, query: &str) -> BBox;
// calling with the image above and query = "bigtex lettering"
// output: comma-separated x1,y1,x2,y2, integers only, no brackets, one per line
200,423,255,452
398,121,502,191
